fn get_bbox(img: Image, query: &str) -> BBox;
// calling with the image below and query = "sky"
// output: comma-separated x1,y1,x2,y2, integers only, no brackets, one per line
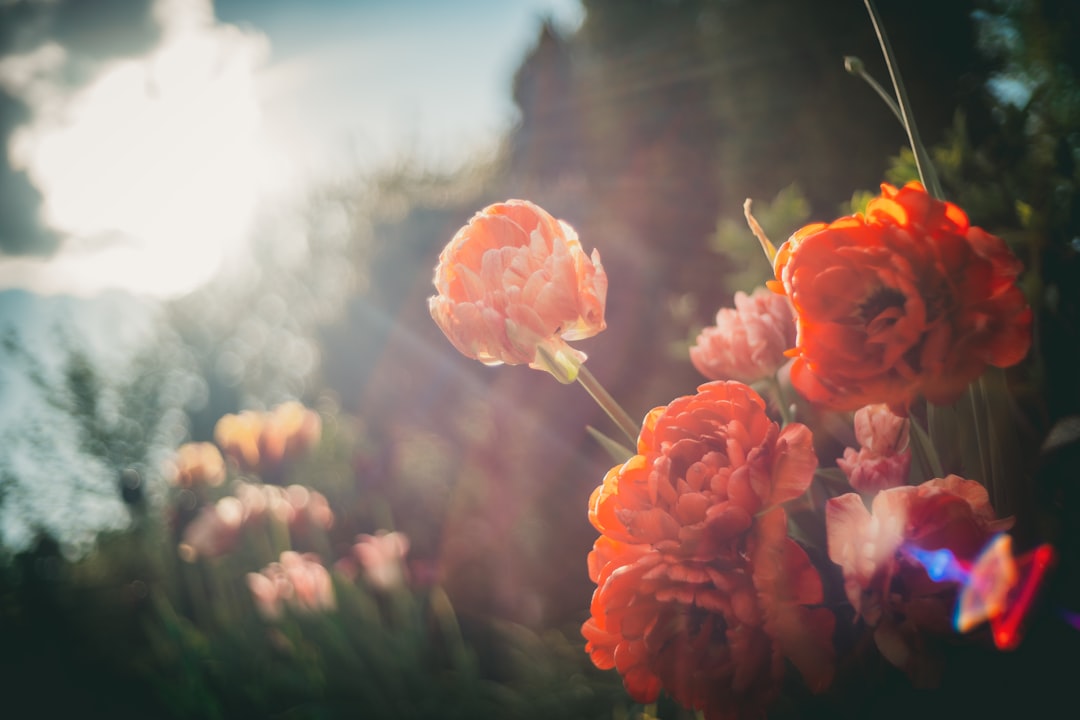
0,0,584,298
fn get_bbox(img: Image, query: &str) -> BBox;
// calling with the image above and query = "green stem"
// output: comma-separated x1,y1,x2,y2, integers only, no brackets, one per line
767,376,793,426
975,376,1003,508
844,56,904,124
864,0,944,200
908,413,944,480
966,382,990,488
576,364,639,445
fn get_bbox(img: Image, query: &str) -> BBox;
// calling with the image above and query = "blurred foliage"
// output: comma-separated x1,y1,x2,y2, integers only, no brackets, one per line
1,401,625,718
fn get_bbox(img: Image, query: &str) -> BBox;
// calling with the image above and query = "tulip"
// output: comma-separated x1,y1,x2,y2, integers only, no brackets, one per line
429,200,607,383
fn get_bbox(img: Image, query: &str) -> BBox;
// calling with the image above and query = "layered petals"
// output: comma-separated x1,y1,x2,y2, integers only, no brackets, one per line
774,182,1032,412
826,476,1014,676
691,287,796,383
837,404,911,493
584,382,832,718
429,200,607,382
589,382,817,560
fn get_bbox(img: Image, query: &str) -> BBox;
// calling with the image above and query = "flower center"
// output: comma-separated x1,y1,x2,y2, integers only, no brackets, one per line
859,287,906,325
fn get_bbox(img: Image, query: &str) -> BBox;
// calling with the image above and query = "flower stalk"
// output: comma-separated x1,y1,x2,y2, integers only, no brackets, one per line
863,0,944,200
575,362,640,445
908,414,944,480
844,55,903,124
534,343,638,444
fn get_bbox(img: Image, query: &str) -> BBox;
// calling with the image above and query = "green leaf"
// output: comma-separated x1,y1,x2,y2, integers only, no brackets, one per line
586,426,635,463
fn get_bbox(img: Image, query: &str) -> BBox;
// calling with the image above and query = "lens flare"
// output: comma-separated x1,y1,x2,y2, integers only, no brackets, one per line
902,534,1055,650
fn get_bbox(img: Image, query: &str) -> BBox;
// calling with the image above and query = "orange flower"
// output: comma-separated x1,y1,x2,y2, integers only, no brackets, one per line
690,287,796,383
429,200,607,383
583,382,833,718
213,402,322,473
165,441,226,489
836,404,910,493
826,476,1013,677
773,182,1031,413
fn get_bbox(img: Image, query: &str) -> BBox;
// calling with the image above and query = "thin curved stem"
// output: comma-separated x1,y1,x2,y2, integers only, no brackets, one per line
967,384,990,488
576,364,640,445
864,0,944,200
845,56,904,124
767,376,793,426
909,413,944,480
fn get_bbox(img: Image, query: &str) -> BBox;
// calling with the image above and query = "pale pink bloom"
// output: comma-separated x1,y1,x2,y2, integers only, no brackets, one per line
246,551,335,620
690,287,796,383
234,481,272,522
246,570,286,620
837,404,911,493
238,481,292,524
429,200,607,383
234,481,333,532
165,442,226,489
853,403,909,455
179,496,245,561
285,484,334,531
826,477,1013,676
353,531,410,590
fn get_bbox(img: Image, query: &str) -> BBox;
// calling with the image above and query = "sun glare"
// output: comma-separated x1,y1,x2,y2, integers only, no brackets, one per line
0,0,279,297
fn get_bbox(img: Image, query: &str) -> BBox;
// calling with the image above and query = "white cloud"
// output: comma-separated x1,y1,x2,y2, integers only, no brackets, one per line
0,0,281,298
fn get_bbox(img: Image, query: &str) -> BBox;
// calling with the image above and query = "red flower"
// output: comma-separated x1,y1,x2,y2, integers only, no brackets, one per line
690,287,796,384
773,182,1031,413
836,404,910,493
826,476,1013,677
429,200,607,382
583,382,833,718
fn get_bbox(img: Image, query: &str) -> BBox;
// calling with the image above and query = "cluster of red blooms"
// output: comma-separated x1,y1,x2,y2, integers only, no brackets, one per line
582,382,833,718
428,185,1037,718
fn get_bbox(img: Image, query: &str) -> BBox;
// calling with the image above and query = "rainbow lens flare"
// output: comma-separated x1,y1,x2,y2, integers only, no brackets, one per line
902,535,1055,651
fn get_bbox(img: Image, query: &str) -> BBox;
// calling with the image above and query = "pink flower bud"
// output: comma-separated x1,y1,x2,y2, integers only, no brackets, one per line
353,531,410,590
690,287,795,383
837,404,911,494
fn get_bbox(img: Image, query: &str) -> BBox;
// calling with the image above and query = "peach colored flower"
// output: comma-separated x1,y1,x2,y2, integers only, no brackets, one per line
772,182,1032,413
213,410,263,470
246,551,335,621
826,476,1013,677
260,401,322,467
165,442,226,489
836,404,911,493
213,402,322,473
429,200,607,383
584,382,832,718
690,287,796,383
